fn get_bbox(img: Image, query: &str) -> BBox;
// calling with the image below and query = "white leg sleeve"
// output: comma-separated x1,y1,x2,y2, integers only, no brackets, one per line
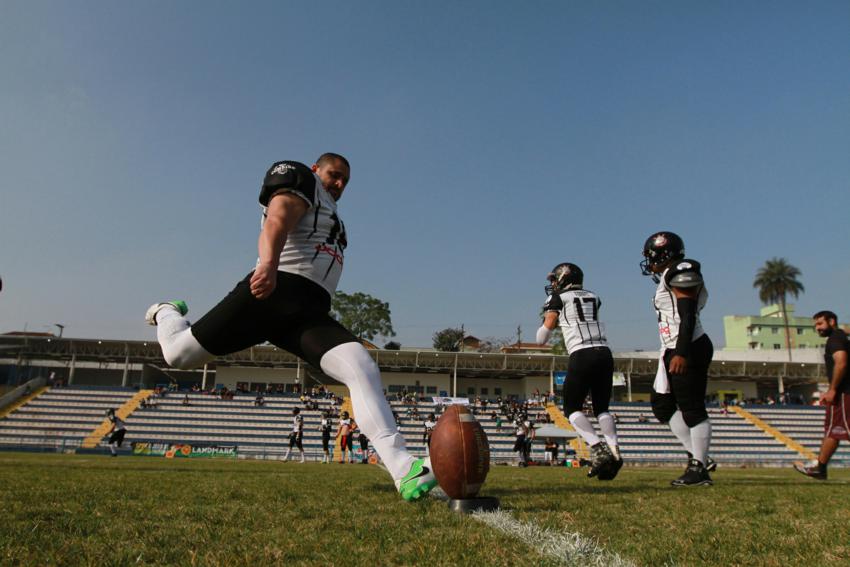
156,308,214,370
597,412,619,453
668,410,693,454
690,420,712,466
320,342,415,481
569,411,601,446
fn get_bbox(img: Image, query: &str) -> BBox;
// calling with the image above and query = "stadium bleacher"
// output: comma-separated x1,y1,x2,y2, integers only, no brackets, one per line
0,386,842,467
0,387,135,451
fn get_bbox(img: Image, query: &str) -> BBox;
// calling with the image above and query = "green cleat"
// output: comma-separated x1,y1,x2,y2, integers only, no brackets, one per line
145,301,189,326
398,457,437,502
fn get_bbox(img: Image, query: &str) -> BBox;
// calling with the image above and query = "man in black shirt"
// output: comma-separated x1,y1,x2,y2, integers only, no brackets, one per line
795,310,849,480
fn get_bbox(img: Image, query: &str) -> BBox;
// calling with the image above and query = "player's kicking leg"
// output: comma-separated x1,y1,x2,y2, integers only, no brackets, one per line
319,341,436,502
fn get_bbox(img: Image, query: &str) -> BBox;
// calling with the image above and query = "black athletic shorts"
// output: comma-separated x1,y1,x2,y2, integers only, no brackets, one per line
322,433,331,451
191,271,358,368
513,435,526,452
563,346,614,417
651,334,714,423
109,429,126,446
288,432,303,450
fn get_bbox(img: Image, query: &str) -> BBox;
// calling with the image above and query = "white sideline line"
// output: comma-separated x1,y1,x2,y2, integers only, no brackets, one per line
430,489,634,567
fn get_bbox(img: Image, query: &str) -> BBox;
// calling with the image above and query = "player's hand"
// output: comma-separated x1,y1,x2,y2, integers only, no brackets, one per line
822,389,837,405
669,355,688,375
250,263,277,299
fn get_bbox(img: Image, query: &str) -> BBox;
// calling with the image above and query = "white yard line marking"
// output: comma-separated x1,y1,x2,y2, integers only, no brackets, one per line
430,489,634,566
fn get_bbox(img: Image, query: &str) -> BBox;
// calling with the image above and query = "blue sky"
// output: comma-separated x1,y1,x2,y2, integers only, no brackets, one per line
1,1,848,350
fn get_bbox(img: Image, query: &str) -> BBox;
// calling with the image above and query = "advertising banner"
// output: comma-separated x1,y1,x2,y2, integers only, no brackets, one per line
132,442,237,459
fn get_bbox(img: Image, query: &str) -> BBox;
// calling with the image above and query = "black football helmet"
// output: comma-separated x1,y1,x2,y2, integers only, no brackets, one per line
640,231,685,279
545,263,584,295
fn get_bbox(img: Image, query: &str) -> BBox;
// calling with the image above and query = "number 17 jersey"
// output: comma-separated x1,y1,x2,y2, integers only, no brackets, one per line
543,289,608,354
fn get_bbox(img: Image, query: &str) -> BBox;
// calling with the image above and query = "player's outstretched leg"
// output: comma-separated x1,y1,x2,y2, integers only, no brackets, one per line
320,342,436,501
145,301,215,370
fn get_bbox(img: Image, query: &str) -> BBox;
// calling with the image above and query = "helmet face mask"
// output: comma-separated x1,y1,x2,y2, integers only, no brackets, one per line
546,263,584,295
641,231,685,282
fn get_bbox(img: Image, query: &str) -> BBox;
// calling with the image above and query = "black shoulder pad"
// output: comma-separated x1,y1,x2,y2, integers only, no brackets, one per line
665,259,703,288
543,293,564,312
259,160,316,207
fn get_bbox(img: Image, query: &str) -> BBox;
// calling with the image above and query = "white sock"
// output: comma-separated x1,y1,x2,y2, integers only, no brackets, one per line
668,410,693,455
569,411,601,446
597,412,619,457
320,342,415,481
299,451,305,463
109,443,117,455
156,307,214,370
283,449,290,461
690,419,712,466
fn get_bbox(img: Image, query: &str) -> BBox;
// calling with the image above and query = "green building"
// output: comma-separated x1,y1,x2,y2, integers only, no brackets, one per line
723,304,824,351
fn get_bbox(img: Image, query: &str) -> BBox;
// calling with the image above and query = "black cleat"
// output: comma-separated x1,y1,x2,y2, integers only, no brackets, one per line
597,457,624,481
687,452,717,472
671,459,712,487
793,462,826,480
587,442,615,478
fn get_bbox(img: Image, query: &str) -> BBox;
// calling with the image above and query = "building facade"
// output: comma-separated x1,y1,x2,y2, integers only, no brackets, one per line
723,304,823,351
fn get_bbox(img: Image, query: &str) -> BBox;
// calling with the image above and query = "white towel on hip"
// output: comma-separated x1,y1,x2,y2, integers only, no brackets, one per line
653,350,671,394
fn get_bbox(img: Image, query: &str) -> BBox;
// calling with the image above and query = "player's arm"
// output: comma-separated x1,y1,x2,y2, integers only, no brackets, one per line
536,295,563,345
667,263,703,375
251,194,308,299
822,350,848,405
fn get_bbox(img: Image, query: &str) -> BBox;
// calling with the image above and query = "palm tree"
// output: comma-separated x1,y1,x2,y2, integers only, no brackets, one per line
753,258,804,361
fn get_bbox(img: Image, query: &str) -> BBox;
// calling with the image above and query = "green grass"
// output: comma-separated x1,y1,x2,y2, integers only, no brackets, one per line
1,453,848,566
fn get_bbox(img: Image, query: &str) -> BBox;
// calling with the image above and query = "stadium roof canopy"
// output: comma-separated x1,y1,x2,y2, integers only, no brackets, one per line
0,336,825,386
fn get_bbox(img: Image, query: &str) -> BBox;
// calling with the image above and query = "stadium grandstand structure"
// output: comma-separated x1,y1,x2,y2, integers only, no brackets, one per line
0,386,846,466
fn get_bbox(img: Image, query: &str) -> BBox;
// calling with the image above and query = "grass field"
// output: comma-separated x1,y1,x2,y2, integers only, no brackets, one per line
2,453,849,566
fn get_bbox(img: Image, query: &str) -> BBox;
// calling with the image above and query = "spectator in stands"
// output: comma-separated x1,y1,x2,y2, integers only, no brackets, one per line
182,394,190,406
254,393,265,407
637,413,648,424
140,398,148,409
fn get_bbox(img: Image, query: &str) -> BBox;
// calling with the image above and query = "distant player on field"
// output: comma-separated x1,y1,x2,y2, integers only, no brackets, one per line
144,154,435,500
283,407,305,463
336,411,355,464
319,410,333,464
641,232,715,487
794,310,849,480
105,408,126,457
536,262,622,480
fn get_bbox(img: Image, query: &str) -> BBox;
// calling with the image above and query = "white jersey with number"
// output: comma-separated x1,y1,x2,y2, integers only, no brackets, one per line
258,161,347,296
653,260,708,350
543,289,608,354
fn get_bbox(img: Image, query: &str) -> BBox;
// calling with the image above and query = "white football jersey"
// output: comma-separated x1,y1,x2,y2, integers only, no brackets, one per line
424,420,436,431
543,289,608,354
291,415,304,434
109,415,126,431
259,161,347,296
653,260,708,350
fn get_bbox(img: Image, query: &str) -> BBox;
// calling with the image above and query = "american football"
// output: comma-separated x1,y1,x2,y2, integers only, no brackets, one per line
429,404,490,499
